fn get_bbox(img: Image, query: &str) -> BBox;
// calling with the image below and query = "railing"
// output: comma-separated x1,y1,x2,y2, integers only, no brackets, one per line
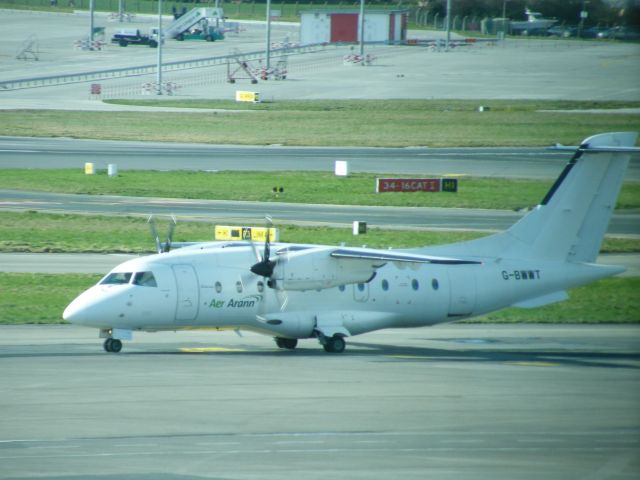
0,43,332,91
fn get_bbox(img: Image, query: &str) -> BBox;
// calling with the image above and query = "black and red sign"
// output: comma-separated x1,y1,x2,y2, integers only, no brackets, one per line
376,178,458,193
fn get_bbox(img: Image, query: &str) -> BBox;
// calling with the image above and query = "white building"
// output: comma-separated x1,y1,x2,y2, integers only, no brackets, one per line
300,9,408,45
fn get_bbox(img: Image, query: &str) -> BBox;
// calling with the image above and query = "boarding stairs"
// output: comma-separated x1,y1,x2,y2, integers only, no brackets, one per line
165,8,222,39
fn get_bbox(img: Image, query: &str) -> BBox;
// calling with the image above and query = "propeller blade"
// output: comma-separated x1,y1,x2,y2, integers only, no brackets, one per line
147,215,162,254
163,215,177,253
263,215,273,262
249,215,276,278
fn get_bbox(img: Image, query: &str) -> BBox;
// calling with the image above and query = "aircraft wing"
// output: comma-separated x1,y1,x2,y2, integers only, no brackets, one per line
329,248,482,265
272,246,480,291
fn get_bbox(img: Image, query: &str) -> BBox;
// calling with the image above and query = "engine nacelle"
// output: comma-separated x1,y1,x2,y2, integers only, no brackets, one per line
274,247,378,291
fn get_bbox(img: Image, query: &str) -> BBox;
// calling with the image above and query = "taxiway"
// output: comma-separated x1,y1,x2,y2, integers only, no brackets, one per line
0,324,638,480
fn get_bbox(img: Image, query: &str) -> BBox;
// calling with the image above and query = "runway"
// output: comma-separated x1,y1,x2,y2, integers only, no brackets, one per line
2,188,638,236
2,136,640,181
0,136,589,180
0,324,638,480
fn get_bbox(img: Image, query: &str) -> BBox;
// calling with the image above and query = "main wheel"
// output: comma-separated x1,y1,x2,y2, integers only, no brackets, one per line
104,338,113,352
323,335,346,353
275,337,298,350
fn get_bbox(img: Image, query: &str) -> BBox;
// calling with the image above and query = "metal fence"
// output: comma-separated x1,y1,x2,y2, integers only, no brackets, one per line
0,43,332,91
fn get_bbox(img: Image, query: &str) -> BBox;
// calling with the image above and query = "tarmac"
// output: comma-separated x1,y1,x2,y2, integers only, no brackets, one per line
0,324,639,480
1,10,639,107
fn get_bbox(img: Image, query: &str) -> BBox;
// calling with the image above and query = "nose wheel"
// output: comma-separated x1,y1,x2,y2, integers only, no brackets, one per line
104,338,123,353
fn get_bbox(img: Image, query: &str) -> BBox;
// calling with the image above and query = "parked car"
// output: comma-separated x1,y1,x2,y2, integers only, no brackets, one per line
609,26,640,41
583,26,613,39
547,25,577,38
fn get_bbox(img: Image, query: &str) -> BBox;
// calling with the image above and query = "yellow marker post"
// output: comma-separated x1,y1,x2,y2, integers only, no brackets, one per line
84,162,95,175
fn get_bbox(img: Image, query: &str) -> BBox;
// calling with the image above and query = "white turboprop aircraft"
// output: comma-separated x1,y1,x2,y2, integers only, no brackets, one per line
64,132,638,353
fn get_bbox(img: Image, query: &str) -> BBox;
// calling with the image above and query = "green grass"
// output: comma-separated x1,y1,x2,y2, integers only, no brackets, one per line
1,100,639,147
470,278,640,324
0,211,488,253
2,169,639,210
1,273,637,325
0,211,638,254
0,273,101,324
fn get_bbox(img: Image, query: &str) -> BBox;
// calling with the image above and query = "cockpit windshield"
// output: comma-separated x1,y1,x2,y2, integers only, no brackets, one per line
133,271,157,287
99,271,157,287
100,272,132,285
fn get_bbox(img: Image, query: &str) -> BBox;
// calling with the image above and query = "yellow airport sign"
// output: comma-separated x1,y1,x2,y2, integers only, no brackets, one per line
215,226,279,242
235,90,260,103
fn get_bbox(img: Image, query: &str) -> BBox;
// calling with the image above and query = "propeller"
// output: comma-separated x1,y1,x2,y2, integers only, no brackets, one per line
147,215,176,254
249,216,276,280
245,216,289,314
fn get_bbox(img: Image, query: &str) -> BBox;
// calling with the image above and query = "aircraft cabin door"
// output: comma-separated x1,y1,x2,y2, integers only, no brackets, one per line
447,268,476,317
172,264,200,323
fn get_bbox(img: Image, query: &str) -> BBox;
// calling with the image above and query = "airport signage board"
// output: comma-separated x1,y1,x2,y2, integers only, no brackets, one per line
235,91,260,103
376,178,458,193
215,226,279,242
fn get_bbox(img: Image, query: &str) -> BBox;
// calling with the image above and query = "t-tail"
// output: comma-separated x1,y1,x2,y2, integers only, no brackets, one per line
421,132,638,311
430,132,637,262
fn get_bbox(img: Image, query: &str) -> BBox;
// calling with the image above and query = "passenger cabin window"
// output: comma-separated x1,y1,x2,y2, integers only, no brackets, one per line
100,272,132,285
133,271,157,287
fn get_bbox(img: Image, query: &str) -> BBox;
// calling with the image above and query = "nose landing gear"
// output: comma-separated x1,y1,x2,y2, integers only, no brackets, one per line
104,338,123,353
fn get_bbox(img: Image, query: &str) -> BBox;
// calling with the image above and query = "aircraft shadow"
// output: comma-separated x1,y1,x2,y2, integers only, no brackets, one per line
1,341,638,370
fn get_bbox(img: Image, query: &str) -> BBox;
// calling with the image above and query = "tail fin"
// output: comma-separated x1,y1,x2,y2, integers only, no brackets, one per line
427,132,638,262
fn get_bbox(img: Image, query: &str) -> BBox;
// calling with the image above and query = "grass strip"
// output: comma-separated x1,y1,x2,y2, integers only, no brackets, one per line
1,169,639,210
0,211,486,253
0,273,101,325
1,273,637,325
469,278,640,324
1,100,639,147
0,211,638,254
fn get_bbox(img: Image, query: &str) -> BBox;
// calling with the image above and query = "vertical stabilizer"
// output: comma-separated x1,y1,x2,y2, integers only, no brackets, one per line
423,132,637,262
506,132,636,262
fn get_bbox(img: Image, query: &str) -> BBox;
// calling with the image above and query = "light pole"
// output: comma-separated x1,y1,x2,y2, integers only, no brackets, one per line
157,0,163,95
578,0,590,38
265,0,272,70
359,0,365,58
89,0,94,46
445,0,451,50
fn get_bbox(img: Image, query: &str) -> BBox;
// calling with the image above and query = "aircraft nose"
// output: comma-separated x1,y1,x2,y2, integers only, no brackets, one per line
63,287,112,325
63,295,91,324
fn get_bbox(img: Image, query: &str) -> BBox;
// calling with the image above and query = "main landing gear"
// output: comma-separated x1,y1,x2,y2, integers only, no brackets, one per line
274,335,347,353
104,338,123,353
322,335,346,353
274,337,298,350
